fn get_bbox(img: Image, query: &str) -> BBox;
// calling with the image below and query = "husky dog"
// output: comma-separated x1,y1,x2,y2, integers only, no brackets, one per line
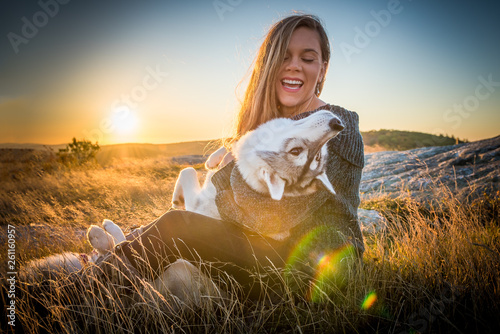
172,109,344,218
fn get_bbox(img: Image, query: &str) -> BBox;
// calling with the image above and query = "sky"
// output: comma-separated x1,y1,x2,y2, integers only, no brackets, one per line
0,0,499,145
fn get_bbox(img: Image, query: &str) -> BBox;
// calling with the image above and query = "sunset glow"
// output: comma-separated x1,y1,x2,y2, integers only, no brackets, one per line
0,1,499,145
111,107,139,135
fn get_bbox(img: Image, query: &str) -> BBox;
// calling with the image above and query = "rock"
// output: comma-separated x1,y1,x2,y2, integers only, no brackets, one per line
170,155,207,165
360,135,500,203
358,208,388,234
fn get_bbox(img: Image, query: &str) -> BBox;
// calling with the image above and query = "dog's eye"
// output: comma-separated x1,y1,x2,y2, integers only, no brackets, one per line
315,152,321,161
289,147,303,156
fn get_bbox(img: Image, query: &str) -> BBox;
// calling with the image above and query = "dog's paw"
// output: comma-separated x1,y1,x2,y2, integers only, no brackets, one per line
171,195,185,210
102,219,126,244
87,225,115,255
205,146,227,169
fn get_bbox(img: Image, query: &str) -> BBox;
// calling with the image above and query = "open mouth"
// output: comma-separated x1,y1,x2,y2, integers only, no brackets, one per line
281,79,303,92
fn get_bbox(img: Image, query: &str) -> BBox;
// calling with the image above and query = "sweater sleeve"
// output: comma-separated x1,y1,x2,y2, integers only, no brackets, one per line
287,105,365,270
327,105,365,168
291,104,364,168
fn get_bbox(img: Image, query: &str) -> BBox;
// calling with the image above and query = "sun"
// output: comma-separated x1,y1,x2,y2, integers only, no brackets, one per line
111,106,139,135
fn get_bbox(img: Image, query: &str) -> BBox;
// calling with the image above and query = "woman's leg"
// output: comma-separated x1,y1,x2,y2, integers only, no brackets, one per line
116,210,287,296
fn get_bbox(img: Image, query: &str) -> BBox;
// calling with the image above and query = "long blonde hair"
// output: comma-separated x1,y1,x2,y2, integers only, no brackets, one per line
232,14,331,142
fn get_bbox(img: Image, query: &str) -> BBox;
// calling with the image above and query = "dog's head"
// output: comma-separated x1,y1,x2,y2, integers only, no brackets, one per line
232,110,344,200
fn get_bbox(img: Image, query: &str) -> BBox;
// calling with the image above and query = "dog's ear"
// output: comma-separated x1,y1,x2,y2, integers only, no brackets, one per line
316,172,336,195
259,168,286,200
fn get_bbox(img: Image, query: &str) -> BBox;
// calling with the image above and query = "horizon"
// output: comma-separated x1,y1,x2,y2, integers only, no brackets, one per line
1,0,499,145
1,128,491,149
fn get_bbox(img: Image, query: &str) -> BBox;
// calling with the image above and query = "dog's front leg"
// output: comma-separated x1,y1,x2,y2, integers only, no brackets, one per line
172,167,202,212
205,146,227,169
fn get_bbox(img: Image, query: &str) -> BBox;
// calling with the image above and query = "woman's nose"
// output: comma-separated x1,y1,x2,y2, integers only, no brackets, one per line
286,57,301,71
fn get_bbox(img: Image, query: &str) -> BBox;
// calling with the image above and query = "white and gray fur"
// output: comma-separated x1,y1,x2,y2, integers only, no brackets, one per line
172,109,343,218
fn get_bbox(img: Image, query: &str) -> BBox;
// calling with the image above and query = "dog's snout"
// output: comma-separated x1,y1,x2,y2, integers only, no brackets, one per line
329,118,344,131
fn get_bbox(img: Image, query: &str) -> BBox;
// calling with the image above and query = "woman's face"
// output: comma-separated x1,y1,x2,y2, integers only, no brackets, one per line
276,26,326,117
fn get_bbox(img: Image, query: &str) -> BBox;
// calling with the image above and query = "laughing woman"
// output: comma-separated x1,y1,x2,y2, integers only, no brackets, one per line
109,14,364,299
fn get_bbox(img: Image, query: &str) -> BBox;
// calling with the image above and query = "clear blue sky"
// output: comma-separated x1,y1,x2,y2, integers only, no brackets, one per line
1,0,499,145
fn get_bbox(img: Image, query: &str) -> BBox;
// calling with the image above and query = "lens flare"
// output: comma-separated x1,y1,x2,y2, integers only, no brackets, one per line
361,290,377,310
284,227,356,302
309,244,355,302
286,227,325,269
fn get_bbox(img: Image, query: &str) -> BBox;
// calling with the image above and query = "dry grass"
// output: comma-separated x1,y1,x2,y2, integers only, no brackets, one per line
1,151,499,333
0,155,183,228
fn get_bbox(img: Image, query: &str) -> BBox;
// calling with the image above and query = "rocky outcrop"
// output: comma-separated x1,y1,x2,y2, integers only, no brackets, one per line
360,135,500,202
357,208,388,234
170,155,206,165
357,136,499,233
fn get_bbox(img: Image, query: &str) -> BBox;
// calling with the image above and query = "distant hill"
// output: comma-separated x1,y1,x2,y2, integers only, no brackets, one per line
96,141,217,164
0,140,218,165
0,130,470,162
0,143,67,151
361,130,467,152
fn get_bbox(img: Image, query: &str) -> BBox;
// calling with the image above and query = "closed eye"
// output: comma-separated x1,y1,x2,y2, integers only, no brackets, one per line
289,147,303,156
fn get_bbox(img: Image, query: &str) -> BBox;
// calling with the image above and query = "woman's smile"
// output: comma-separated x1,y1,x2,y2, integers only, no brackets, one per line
281,77,304,92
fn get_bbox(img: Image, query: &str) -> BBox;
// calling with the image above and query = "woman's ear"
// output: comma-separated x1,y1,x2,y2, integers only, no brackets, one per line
319,61,327,83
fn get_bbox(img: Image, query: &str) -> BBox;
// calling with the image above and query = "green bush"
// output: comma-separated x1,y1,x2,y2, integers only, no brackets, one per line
361,129,468,151
57,138,100,165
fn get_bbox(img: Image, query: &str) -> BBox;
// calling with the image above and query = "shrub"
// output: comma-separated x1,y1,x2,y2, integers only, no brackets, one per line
57,138,100,166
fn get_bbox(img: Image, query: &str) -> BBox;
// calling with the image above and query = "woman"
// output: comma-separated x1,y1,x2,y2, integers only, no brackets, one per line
116,13,365,299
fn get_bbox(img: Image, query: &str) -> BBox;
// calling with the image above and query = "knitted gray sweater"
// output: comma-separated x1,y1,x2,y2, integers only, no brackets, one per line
211,104,365,264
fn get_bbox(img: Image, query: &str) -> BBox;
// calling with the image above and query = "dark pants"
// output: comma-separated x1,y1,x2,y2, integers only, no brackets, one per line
117,210,289,299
